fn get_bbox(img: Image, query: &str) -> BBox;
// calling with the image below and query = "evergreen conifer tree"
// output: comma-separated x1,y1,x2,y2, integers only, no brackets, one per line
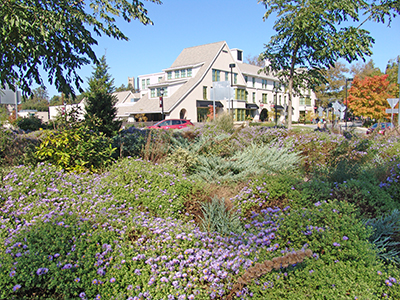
84,55,121,137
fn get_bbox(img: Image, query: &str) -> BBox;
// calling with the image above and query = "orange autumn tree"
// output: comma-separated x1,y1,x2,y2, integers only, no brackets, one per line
347,74,397,121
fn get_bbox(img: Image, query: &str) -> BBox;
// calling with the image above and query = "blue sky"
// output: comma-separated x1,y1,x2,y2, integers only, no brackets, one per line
43,0,400,98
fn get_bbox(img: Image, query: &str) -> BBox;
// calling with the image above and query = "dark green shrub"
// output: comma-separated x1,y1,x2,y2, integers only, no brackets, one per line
112,127,147,158
379,161,400,203
0,127,39,169
15,115,44,132
330,179,397,218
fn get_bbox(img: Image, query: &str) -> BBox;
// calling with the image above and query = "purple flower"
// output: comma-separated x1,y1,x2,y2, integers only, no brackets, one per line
342,236,349,241
385,279,393,286
389,277,397,283
333,242,341,247
110,277,116,283
13,284,21,292
74,278,80,283
36,267,48,275
79,292,86,298
62,263,72,269
148,277,155,286
9,270,16,277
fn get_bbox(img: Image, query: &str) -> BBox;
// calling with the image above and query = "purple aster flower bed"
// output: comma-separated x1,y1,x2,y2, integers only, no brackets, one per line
2,128,400,299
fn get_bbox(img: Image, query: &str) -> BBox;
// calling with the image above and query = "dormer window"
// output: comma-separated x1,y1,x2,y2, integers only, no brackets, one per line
237,50,242,62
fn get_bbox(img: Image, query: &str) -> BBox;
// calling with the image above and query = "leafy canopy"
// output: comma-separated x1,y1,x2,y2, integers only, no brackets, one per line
0,0,161,96
258,0,399,129
314,62,349,107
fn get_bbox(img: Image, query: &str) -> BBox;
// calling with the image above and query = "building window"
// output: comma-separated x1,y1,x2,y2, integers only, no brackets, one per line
252,92,256,103
233,109,246,121
299,97,305,106
262,79,267,89
262,93,268,104
237,50,242,62
306,97,311,106
175,71,180,79
187,69,192,77
244,76,248,83
146,79,150,87
235,88,246,100
158,77,162,82
252,77,255,88
151,89,155,97
181,69,186,78
279,95,282,105
141,79,145,90
167,72,172,80
234,73,237,84
212,69,220,82
284,96,287,105
203,86,207,100
225,72,229,81
155,88,167,97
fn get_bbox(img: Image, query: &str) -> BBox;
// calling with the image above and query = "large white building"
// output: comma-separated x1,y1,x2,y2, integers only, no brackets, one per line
116,41,316,123
48,41,317,124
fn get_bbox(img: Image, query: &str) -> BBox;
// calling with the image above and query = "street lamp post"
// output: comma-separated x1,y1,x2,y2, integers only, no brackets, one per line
345,78,353,131
229,63,235,117
159,88,165,120
274,84,278,127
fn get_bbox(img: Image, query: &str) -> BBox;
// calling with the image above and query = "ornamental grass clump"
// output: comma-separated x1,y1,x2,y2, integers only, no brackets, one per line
365,209,400,265
199,196,243,236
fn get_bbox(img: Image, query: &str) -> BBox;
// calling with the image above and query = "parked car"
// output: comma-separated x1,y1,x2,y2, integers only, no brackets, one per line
366,122,394,135
147,119,193,130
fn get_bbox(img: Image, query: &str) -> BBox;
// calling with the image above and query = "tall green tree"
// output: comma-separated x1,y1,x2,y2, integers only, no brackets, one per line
0,0,161,96
115,83,134,92
258,0,399,129
350,59,383,80
314,62,349,107
84,55,121,137
20,86,49,111
385,56,399,97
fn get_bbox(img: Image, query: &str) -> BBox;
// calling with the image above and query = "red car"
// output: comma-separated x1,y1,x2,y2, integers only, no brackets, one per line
147,119,193,130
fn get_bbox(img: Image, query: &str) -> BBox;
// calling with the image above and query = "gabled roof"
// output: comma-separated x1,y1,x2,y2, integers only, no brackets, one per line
236,62,276,80
128,41,227,114
114,90,137,105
